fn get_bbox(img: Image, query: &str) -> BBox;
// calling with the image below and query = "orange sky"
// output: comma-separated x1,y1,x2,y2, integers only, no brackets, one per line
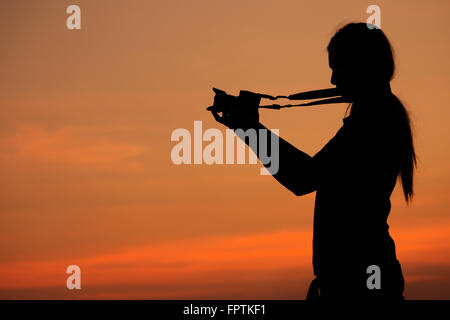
0,0,449,299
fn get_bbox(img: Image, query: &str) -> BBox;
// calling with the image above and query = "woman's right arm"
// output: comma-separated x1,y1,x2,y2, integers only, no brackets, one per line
210,104,318,196
248,123,318,196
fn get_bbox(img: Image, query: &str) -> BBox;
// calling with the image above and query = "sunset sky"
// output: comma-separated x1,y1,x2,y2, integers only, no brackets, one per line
0,0,449,299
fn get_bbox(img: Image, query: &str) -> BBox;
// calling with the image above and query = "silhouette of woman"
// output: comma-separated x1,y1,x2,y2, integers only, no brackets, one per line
210,23,416,299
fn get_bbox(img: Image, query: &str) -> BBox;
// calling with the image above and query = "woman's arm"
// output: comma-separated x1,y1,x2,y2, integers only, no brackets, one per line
209,99,318,196
237,122,318,196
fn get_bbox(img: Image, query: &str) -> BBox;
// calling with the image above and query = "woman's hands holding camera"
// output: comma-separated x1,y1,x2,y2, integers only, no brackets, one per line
208,89,260,130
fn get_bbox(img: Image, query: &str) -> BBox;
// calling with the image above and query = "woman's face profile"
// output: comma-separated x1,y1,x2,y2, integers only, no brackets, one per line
328,50,360,98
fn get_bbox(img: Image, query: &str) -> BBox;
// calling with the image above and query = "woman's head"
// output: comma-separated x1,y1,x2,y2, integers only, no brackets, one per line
328,23,417,203
327,23,395,99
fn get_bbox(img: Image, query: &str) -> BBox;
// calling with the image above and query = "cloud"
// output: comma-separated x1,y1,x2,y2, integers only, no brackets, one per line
0,229,312,299
0,124,146,170
1,222,449,299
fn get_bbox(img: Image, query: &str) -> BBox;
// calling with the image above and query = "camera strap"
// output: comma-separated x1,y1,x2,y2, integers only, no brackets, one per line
259,96,351,109
252,88,351,109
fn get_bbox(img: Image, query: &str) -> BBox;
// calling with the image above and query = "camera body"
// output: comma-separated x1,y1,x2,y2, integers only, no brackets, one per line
207,88,261,113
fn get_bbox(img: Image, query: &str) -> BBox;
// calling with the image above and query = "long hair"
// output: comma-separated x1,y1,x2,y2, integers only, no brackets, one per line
327,23,417,203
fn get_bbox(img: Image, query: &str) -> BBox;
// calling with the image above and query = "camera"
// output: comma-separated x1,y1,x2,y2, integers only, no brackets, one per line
206,88,261,113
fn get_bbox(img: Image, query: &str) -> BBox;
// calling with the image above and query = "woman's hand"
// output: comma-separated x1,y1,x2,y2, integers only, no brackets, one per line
209,100,260,130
